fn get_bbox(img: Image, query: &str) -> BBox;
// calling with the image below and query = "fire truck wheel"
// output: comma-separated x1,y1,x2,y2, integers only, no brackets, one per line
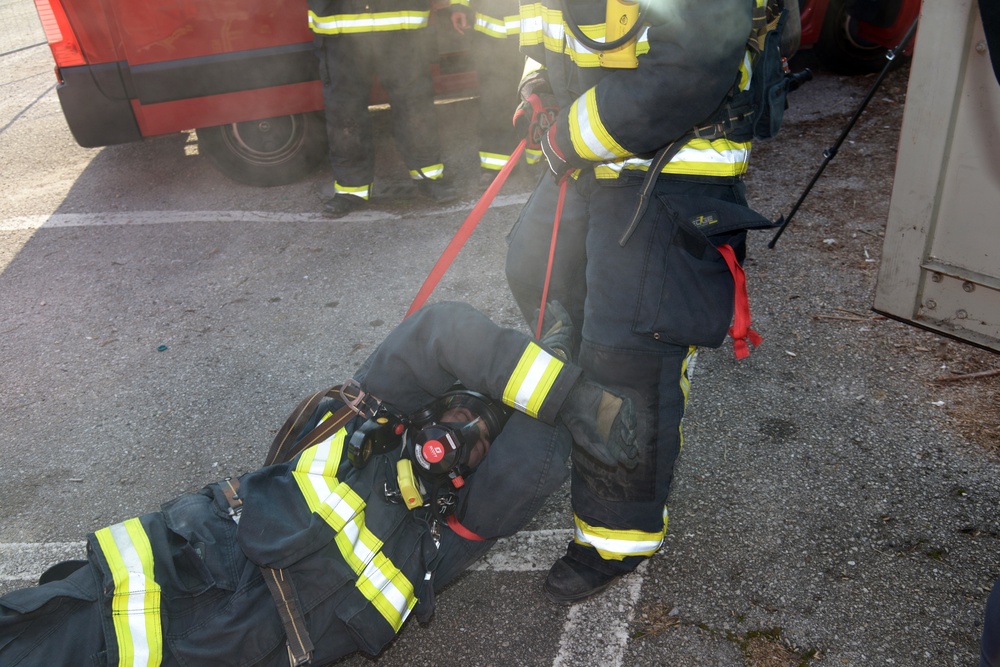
814,0,899,75
196,112,327,187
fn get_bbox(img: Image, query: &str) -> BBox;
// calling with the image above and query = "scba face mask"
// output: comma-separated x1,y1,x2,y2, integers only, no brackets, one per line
407,389,512,489
347,388,511,509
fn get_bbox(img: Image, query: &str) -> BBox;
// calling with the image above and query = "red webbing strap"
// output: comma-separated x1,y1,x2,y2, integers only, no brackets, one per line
534,174,569,339
446,514,486,541
406,140,528,319
716,243,762,360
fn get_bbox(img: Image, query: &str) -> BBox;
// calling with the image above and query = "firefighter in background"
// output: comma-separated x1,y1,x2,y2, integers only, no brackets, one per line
444,0,529,181
309,0,459,218
505,0,775,604
0,302,637,665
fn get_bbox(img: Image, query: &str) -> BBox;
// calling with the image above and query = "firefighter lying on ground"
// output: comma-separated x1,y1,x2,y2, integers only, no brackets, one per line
0,301,636,666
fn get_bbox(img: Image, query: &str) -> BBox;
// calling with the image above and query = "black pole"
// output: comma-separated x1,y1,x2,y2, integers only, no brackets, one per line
768,16,920,249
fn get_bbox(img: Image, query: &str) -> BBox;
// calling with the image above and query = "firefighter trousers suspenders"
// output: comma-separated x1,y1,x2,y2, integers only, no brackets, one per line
222,478,315,667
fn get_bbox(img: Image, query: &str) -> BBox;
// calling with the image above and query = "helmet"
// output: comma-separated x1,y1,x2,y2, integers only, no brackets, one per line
407,388,511,489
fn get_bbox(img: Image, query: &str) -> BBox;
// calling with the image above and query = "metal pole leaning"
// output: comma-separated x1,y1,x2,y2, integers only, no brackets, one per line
768,16,919,249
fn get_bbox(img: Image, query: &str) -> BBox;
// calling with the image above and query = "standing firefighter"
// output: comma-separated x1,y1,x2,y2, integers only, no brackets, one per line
505,0,782,604
445,0,528,180
309,0,458,218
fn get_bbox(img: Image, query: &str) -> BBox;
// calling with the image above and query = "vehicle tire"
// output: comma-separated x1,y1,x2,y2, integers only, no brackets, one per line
814,0,894,75
197,112,327,187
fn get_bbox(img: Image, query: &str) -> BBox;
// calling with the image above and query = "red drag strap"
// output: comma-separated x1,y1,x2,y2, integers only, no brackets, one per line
716,243,762,360
446,514,486,541
406,140,527,318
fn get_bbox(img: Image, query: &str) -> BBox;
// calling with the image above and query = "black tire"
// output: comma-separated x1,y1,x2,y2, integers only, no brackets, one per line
814,0,894,75
197,112,327,187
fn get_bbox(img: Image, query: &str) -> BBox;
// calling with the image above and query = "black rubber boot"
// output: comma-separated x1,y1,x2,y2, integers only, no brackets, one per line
322,193,367,219
416,177,459,203
543,553,620,605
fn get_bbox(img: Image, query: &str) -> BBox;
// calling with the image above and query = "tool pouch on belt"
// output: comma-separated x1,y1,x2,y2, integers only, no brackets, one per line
632,194,775,349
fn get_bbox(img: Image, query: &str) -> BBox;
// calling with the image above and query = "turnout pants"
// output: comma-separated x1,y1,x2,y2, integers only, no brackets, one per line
471,31,522,172
505,171,749,573
316,29,442,194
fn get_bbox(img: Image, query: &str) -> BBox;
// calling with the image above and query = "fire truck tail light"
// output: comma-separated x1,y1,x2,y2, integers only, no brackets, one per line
33,0,86,68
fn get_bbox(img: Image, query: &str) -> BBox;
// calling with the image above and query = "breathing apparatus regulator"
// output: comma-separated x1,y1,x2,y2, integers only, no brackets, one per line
562,0,649,69
347,387,512,514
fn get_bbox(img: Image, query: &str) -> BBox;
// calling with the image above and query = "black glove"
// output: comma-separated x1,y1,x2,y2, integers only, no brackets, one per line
535,300,574,361
540,125,571,181
513,93,559,151
559,379,639,469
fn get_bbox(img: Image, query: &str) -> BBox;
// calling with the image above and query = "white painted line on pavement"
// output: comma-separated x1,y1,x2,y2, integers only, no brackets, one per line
0,193,531,232
552,561,646,667
470,528,574,571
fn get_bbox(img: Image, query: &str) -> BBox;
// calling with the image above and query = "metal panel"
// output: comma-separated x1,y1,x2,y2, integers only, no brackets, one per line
874,0,1000,352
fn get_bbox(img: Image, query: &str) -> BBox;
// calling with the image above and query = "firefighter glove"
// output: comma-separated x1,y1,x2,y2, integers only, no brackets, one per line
541,125,571,181
559,378,639,469
536,300,574,361
513,93,559,151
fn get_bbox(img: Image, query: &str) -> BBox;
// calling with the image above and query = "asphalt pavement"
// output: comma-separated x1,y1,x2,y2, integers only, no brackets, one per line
1,42,998,666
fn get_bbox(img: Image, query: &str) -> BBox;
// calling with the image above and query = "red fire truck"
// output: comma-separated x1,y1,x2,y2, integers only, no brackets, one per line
32,0,475,186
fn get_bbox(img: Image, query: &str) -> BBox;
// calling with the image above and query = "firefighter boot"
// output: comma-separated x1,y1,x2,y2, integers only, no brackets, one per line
543,548,621,605
322,194,367,219
558,378,639,468
416,177,459,204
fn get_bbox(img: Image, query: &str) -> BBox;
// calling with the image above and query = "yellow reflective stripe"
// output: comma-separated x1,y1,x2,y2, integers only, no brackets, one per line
95,518,163,667
449,0,470,7
664,138,751,177
335,182,372,200
293,430,354,528
678,346,696,451
409,163,444,180
308,10,429,34
292,430,417,631
355,549,417,631
474,13,519,37
738,50,753,91
502,342,563,418
593,137,751,179
569,88,627,162
519,12,544,46
525,148,543,164
479,151,511,170
518,4,649,65
573,508,669,560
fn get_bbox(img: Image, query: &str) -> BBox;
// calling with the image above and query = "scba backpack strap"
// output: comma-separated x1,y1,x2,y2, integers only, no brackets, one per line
748,0,793,139
264,382,377,466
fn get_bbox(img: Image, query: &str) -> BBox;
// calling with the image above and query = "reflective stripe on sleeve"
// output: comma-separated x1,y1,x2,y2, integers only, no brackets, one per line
573,508,669,561
94,518,163,667
502,342,563,418
308,10,429,34
568,88,627,162
474,13,520,38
